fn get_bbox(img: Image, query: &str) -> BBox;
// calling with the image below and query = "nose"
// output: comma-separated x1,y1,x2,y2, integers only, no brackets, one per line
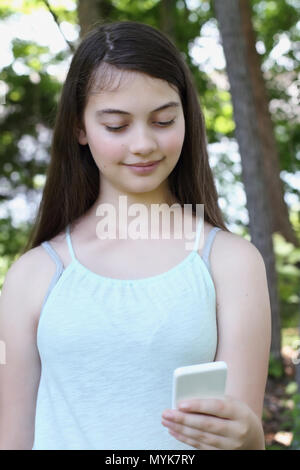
128,125,158,155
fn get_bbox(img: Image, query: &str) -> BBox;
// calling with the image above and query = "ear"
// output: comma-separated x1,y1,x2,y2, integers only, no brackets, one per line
77,128,88,145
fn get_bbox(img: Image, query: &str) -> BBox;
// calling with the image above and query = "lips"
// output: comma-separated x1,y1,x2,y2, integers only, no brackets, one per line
124,159,162,167
123,158,163,174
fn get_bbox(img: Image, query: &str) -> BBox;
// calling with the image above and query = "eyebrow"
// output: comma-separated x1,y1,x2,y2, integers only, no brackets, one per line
95,101,180,116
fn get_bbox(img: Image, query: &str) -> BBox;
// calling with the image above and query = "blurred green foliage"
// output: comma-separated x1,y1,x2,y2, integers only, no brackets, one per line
289,393,300,449
273,210,300,328
252,0,300,182
268,353,285,379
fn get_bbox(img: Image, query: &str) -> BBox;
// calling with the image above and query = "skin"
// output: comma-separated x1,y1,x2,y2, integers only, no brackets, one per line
78,69,270,450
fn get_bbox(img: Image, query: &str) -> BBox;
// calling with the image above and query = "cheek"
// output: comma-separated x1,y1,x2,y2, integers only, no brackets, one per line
162,126,185,156
88,130,126,164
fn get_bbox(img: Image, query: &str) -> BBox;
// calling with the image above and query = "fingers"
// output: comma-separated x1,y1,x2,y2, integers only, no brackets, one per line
177,396,236,420
161,396,247,450
162,409,231,437
167,428,221,450
162,420,230,450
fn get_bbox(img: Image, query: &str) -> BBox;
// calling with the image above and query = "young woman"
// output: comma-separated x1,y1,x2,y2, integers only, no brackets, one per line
0,21,271,450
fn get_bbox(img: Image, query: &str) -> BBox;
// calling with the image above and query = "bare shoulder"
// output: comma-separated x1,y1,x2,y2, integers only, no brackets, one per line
6,244,56,284
210,229,267,300
211,229,265,275
3,245,57,324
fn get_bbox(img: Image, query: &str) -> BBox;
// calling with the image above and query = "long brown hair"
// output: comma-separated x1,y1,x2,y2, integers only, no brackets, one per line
23,20,229,253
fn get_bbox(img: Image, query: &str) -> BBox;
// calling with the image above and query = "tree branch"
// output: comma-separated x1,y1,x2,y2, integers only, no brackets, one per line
42,0,75,53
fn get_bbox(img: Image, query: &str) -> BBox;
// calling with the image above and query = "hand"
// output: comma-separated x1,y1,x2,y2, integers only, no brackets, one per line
161,395,265,450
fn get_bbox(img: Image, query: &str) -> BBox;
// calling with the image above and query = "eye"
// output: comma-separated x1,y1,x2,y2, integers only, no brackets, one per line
105,125,127,132
104,119,176,132
156,119,176,127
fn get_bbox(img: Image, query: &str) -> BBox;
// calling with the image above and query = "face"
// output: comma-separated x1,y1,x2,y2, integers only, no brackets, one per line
78,70,185,198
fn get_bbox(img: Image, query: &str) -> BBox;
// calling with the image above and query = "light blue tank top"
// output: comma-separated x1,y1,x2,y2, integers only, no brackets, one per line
32,219,221,450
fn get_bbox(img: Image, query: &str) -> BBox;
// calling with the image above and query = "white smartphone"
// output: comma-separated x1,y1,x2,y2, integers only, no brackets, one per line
172,361,227,409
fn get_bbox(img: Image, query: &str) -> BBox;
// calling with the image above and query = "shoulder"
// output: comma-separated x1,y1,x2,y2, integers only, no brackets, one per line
5,244,56,283
211,229,266,285
1,245,57,324
210,229,270,330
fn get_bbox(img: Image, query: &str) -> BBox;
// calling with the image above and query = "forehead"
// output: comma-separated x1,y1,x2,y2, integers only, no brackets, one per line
87,64,180,107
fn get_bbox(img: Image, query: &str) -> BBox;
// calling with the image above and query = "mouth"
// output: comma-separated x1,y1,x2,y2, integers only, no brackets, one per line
122,158,164,174
124,159,163,167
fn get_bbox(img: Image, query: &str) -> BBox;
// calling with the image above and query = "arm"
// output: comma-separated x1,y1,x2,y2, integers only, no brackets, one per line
214,233,271,418
0,252,44,450
161,233,271,449
213,233,271,447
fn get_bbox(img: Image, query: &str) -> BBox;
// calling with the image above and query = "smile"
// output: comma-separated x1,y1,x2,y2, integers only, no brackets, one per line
123,158,164,174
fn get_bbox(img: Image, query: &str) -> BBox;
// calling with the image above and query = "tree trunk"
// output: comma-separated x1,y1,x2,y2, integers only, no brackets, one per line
159,0,176,42
239,0,298,247
214,0,282,360
77,0,115,38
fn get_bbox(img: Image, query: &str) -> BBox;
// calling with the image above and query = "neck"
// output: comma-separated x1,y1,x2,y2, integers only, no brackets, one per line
79,182,183,240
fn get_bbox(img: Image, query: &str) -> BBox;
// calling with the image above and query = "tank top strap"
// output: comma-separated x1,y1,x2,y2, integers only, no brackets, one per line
201,227,222,268
41,241,64,310
41,241,64,272
65,224,77,262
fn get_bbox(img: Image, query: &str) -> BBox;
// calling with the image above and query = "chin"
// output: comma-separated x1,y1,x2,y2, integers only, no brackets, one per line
126,183,161,194
124,178,164,193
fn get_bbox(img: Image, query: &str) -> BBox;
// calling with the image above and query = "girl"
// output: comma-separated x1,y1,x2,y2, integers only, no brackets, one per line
0,21,271,450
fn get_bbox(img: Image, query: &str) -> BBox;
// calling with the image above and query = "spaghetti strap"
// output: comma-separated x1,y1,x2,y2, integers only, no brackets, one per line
66,224,77,262
41,241,64,271
202,227,221,274
41,241,64,310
